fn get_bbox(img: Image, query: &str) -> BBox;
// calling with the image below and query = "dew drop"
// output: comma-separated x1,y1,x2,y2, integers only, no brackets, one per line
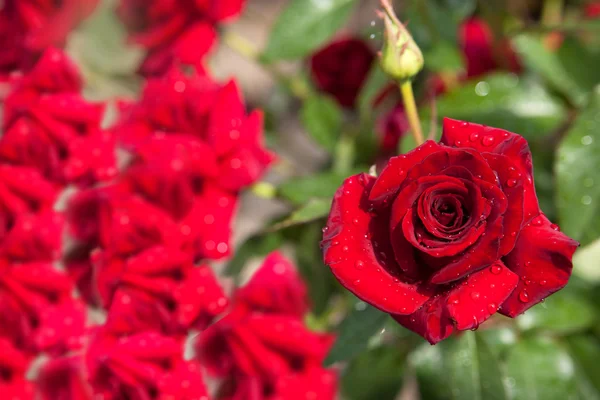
540,280,547,286
322,226,329,233
519,290,530,303
355,260,365,270
471,292,480,301
510,231,517,237
487,303,497,313
354,279,361,285
506,179,517,188
490,265,502,274
550,223,560,231
342,246,349,252
469,132,479,141
482,135,495,146
531,216,543,226
581,195,592,205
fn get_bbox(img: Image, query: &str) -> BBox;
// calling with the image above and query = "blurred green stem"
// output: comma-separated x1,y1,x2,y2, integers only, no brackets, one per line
333,134,356,173
541,0,564,26
400,81,424,146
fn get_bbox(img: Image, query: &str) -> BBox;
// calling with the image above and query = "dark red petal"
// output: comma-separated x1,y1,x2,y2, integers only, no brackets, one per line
322,173,430,314
369,141,443,205
441,118,539,221
499,214,578,317
394,261,518,344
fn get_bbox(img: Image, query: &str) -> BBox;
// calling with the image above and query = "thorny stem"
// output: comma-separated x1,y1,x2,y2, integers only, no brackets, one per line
400,81,424,146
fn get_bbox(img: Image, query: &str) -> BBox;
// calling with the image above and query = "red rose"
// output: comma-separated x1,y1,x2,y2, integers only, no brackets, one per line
0,260,79,354
0,1,98,78
1,49,114,186
310,38,375,108
585,2,600,18
86,330,208,400
37,356,93,400
235,251,308,318
0,338,34,399
321,118,578,344
196,304,335,385
118,0,245,76
460,18,522,79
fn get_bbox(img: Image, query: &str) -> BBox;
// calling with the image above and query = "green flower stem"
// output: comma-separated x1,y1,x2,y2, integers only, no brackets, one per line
333,134,356,174
541,0,564,26
400,81,424,146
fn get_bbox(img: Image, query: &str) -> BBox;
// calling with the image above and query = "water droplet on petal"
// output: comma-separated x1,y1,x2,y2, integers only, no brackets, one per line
519,290,530,303
471,292,480,301
550,223,560,231
506,179,517,188
531,216,543,226
540,280,547,286
490,265,502,274
355,260,365,270
487,303,497,313
482,135,495,146
469,132,479,141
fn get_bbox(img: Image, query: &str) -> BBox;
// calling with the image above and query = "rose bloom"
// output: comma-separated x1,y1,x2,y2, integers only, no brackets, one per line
322,118,578,344
118,0,245,76
310,37,375,108
0,0,98,78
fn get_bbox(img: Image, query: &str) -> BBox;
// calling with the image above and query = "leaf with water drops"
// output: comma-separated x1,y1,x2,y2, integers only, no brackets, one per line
513,35,600,107
324,298,389,365
556,87,600,246
505,338,577,400
515,291,597,335
262,0,357,62
412,331,508,400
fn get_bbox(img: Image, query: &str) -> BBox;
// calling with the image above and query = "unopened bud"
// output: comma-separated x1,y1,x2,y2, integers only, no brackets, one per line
378,0,424,82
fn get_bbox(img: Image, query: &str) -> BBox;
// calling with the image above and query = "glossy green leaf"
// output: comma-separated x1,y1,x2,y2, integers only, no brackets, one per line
270,198,332,231
325,300,389,365
300,95,344,153
412,332,507,400
567,335,600,399
556,87,600,246
505,338,577,400
425,73,566,141
424,41,464,73
516,291,597,335
342,345,405,400
514,35,600,107
262,0,356,62
278,168,363,206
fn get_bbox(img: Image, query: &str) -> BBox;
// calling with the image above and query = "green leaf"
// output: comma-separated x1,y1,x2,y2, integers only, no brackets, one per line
556,87,600,246
295,224,339,315
412,332,508,400
325,300,389,365
270,198,332,231
300,95,344,153
515,291,597,335
224,232,284,277
513,35,600,107
278,168,363,206
567,335,600,399
476,327,518,358
504,338,577,400
342,345,405,400
67,0,143,75
425,73,567,142
262,0,356,62
424,41,464,73
357,64,389,117
574,237,600,283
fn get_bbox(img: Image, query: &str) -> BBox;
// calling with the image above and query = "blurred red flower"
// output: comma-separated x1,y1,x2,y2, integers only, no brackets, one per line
0,0,98,78
118,0,245,76
1,48,115,186
310,37,375,108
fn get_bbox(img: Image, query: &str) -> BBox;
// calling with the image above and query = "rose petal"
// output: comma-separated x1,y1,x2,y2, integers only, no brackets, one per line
499,214,578,317
322,173,430,314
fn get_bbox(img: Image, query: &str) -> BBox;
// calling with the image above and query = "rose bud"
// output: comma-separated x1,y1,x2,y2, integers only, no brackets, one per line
321,118,579,344
378,0,424,82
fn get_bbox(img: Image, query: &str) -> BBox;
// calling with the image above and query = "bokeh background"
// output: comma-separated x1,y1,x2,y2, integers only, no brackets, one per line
2,0,600,399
